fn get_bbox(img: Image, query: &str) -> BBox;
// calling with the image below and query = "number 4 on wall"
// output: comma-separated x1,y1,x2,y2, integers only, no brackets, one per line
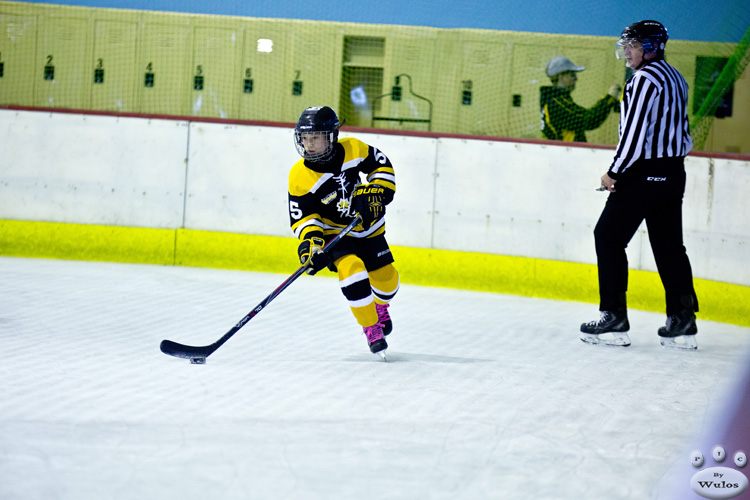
145,62,154,87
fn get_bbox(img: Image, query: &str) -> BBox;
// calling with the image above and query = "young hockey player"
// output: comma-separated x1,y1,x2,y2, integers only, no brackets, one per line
288,106,399,358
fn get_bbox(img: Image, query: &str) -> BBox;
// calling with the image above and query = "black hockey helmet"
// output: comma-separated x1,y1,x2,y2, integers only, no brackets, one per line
616,20,669,58
294,106,340,162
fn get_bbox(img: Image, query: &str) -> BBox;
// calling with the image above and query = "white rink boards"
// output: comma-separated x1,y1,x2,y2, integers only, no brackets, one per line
2,109,749,286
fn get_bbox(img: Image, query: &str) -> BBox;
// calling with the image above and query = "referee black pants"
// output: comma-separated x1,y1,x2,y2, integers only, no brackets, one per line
594,157,698,316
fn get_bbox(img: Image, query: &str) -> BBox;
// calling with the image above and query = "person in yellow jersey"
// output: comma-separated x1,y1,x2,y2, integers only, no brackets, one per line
540,56,621,142
288,106,399,358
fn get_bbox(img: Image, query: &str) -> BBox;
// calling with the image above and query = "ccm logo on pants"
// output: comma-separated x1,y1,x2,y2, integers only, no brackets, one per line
647,177,667,181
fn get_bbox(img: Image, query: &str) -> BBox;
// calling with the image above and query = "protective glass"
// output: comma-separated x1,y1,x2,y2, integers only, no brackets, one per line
615,38,642,60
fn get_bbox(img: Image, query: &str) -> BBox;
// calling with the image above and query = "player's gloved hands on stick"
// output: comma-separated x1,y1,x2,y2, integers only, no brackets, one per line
351,184,387,229
298,237,329,275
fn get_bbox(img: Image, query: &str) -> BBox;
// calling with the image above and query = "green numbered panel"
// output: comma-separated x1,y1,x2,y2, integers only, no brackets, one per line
239,24,287,122
286,28,339,122
456,39,512,137
381,33,437,132
34,17,87,108
190,26,241,118
137,23,191,116
0,14,38,106
91,20,138,112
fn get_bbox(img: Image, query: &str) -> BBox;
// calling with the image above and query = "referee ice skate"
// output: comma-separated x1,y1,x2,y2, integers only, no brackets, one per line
581,20,699,349
288,106,399,359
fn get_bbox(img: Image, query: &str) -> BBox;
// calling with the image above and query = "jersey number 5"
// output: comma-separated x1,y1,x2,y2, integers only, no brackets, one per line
289,201,303,220
373,147,387,164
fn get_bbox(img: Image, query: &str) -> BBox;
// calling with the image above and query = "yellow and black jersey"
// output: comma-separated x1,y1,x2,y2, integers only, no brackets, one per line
540,86,616,143
288,137,396,241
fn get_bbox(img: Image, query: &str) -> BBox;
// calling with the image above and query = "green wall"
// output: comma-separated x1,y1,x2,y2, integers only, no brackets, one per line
2,1,748,151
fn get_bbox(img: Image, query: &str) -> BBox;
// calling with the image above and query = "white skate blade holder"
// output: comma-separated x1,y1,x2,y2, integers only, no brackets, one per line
580,331,631,347
660,335,698,350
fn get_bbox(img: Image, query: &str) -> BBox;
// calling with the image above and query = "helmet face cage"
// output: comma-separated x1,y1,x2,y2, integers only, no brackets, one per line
294,106,340,162
294,129,336,161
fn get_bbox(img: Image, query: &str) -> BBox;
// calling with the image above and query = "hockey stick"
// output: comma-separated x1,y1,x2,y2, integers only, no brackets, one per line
160,215,362,363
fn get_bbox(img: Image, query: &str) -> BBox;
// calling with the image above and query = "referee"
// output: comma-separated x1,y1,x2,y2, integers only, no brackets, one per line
580,20,699,350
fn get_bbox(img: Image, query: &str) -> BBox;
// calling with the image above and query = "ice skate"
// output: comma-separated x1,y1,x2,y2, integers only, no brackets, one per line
580,310,631,347
363,323,388,358
376,303,392,336
658,309,698,350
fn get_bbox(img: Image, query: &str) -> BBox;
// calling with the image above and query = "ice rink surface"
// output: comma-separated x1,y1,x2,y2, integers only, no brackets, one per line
1,256,749,500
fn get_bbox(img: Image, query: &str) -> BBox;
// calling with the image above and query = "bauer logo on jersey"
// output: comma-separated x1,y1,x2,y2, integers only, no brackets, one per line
321,191,337,205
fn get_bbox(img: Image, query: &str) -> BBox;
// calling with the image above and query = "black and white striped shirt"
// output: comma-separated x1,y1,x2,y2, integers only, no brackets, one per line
609,59,693,175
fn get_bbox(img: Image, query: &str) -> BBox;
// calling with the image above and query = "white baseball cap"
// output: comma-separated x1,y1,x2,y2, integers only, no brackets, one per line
546,56,586,77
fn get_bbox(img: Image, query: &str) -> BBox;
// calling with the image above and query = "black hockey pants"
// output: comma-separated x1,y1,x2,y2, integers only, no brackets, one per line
594,156,698,316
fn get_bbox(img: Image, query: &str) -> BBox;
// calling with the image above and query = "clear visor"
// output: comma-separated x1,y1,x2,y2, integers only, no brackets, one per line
615,38,642,60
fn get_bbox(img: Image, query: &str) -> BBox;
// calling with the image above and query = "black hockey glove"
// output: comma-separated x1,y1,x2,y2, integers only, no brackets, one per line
298,237,329,275
351,184,388,229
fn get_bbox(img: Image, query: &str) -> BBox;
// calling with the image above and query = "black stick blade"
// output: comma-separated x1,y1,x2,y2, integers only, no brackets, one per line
160,339,213,360
159,215,362,363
